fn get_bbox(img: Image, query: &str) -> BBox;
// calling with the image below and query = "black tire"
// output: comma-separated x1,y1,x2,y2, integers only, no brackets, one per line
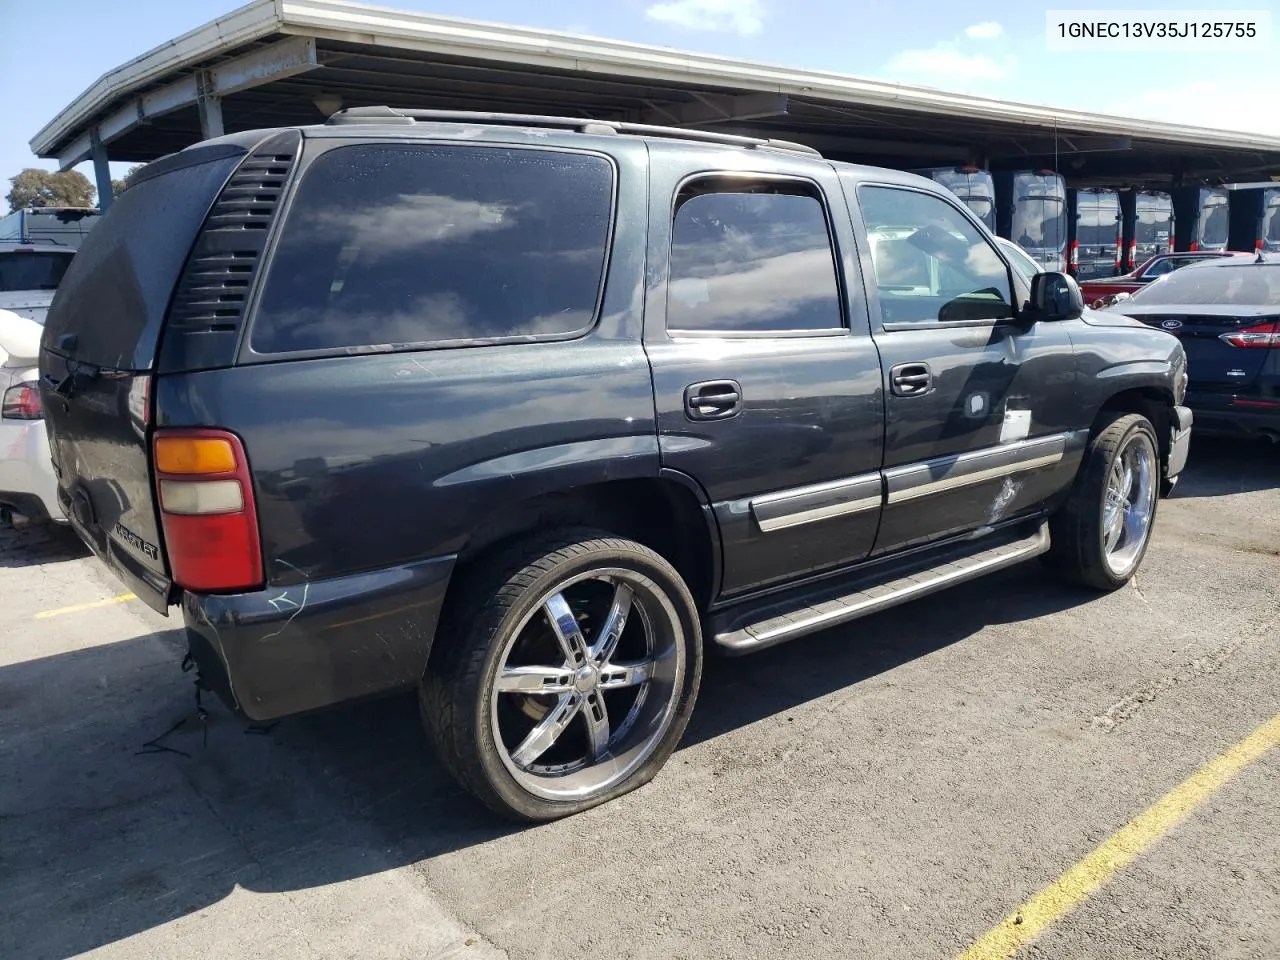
420,529,702,822
1045,412,1161,591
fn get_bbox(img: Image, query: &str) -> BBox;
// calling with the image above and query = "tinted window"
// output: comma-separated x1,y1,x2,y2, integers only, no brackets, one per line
1130,264,1280,305
667,184,842,332
1201,199,1229,246
0,252,73,292
1134,203,1172,245
251,145,614,354
1014,197,1068,252
1076,199,1119,246
1144,255,1212,278
1264,201,1280,249
41,152,240,370
859,186,1014,325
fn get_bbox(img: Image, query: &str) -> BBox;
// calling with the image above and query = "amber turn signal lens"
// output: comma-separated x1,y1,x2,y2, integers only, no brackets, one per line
154,436,237,475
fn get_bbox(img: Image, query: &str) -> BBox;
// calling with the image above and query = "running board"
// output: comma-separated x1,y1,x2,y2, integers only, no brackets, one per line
713,522,1050,654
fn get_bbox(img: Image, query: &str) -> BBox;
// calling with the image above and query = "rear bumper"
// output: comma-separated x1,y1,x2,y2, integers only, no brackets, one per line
0,419,64,521
1186,391,1280,440
183,553,457,722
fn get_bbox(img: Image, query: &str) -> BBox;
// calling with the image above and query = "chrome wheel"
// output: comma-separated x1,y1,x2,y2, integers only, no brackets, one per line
1102,430,1157,577
490,568,685,801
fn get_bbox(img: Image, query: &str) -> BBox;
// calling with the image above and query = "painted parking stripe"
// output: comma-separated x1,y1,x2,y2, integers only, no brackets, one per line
33,593,136,620
957,711,1280,960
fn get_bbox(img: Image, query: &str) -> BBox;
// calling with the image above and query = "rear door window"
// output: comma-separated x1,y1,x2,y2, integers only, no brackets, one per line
248,144,615,355
666,181,843,333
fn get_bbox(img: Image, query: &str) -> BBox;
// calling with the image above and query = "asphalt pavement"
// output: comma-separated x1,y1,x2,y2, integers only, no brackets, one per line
1,437,1277,960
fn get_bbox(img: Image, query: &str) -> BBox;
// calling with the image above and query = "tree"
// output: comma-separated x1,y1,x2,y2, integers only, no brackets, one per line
111,164,147,198
6,168,95,212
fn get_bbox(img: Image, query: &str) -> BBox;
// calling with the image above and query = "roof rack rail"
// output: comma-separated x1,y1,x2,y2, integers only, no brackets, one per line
326,106,822,158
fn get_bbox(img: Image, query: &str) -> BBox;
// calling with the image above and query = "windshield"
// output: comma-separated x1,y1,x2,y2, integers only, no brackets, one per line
1076,199,1119,247
999,240,1040,280
1129,264,1280,305
0,251,73,291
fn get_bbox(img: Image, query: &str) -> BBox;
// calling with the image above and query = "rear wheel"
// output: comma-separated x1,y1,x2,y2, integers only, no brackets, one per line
421,530,702,821
1046,412,1160,591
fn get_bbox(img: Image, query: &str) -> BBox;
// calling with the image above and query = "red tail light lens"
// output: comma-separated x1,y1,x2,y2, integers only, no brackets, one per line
1220,322,1280,348
153,428,263,593
1190,241,1199,252
1069,240,1079,269
2,382,43,420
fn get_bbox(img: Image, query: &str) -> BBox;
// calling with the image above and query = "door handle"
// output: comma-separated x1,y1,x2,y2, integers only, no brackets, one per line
890,362,933,397
685,380,743,421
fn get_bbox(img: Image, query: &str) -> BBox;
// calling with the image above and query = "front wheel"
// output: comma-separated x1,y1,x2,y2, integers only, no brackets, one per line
421,531,702,821
1045,412,1161,591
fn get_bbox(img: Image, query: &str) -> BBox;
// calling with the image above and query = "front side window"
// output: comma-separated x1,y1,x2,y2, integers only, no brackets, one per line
859,186,1015,325
250,144,614,354
667,182,843,333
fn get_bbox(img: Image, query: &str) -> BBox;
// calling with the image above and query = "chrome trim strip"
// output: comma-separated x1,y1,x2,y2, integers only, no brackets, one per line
885,433,1071,505
756,495,882,532
750,472,883,533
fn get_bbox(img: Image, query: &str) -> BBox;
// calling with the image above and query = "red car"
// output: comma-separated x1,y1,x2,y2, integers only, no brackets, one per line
1080,250,1251,306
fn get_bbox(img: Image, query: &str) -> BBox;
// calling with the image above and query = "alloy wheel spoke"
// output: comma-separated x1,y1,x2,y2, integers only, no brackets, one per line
581,691,612,761
510,693,582,769
495,665,576,695
544,592,590,668
590,582,634,664
597,659,654,690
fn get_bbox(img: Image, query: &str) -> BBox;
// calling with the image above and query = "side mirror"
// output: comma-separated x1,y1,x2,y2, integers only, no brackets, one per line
1028,271,1085,322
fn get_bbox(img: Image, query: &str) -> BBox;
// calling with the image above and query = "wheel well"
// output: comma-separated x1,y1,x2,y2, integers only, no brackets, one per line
1096,387,1172,460
450,479,718,611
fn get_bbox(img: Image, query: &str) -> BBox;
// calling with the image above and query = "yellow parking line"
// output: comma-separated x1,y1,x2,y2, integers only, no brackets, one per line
33,593,136,620
958,711,1280,960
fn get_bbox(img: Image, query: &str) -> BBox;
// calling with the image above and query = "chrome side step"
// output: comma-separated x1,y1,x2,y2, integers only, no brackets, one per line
713,522,1050,654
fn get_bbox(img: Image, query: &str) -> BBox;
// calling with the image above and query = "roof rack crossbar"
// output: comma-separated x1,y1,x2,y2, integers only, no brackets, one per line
326,106,822,157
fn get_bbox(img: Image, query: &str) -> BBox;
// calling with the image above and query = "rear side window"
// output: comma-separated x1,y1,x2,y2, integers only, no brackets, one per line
249,144,615,354
667,181,843,333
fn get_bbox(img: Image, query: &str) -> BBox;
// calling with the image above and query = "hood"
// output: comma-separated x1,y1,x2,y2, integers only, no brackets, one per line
0,308,43,364
1080,306,1150,328
0,290,54,325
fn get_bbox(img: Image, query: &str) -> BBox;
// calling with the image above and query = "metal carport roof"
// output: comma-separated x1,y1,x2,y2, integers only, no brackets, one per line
32,0,1280,205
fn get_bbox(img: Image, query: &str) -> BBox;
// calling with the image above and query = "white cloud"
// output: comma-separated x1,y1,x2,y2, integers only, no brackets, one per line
885,44,1011,81
964,21,1003,40
1106,79,1280,136
645,0,765,36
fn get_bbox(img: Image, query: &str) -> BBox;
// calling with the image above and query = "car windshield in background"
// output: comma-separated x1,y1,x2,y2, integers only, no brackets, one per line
0,251,73,291
1013,196,1067,251
1128,264,1280,305
1076,205,1116,246
1202,200,1229,247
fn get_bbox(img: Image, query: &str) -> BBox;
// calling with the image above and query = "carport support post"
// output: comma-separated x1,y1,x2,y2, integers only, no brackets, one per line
89,128,113,213
197,70,224,140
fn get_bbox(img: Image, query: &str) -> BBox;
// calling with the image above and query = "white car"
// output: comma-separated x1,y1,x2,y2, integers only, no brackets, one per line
1,307,62,523
0,241,75,324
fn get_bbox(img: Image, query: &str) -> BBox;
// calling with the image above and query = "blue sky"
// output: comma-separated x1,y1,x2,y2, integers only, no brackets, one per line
2,0,1277,196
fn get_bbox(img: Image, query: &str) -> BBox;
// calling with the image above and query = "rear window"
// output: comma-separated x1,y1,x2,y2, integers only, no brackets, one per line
248,144,615,355
1130,264,1280,305
0,251,72,292
41,153,241,370
1202,198,1229,246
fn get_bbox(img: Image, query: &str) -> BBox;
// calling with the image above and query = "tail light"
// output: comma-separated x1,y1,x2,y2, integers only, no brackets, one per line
1069,240,1079,270
2,382,42,420
1190,241,1200,252
153,429,264,593
1128,239,1137,270
1219,322,1280,348
1114,241,1122,272
1257,239,1265,252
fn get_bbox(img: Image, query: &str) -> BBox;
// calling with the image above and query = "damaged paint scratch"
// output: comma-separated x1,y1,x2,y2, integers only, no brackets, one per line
988,476,1020,523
